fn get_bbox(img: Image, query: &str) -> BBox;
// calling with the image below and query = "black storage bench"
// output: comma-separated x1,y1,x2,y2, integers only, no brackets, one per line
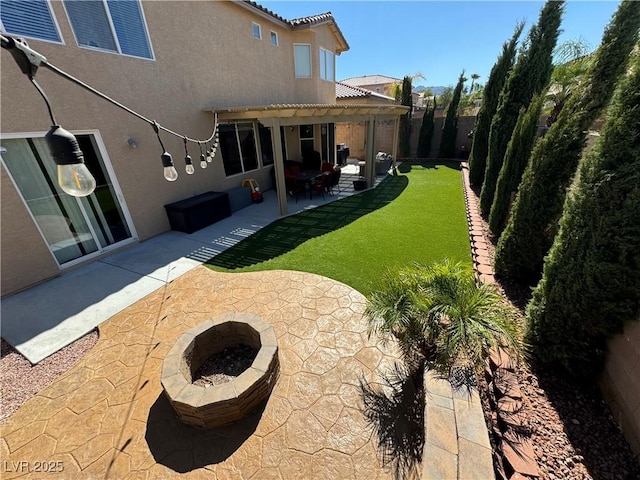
164,191,231,233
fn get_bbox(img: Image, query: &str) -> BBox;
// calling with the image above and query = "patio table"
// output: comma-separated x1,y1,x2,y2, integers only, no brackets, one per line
294,170,322,199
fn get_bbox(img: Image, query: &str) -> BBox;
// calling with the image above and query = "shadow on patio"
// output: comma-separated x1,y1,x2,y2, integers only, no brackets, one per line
145,393,266,473
206,174,408,269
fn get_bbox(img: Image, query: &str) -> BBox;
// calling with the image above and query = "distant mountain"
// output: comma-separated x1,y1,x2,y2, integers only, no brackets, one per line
413,86,447,95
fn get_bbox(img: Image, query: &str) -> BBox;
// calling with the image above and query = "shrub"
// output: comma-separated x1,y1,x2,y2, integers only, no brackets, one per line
526,51,640,378
495,0,640,283
438,72,466,159
480,0,563,216
488,94,545,237
468,23,524,186
416,98,436,158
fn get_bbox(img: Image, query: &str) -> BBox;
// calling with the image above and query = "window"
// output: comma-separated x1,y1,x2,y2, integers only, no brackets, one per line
252,22,261,39
219,123,259,177
0,0,62,43
294,44,311,78
299,124,314,158
1,133,133,265
270,31,278,46
320,48,334,81
258,125,274,166
63,0,153,59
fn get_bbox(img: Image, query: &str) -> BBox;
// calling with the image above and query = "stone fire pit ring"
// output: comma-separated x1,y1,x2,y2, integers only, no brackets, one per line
161,312,279,429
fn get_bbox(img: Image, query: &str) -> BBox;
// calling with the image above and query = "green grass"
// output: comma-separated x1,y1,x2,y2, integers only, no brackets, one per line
206,161,471,295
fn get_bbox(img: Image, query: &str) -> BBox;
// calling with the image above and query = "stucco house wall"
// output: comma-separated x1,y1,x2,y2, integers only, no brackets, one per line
0,0,344,296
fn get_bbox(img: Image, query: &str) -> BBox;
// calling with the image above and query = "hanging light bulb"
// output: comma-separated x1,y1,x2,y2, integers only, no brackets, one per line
45,125,96,197
162,151,178,181
198,142,207,168
206,142,213,163
185,155,194,174
183,137,194,174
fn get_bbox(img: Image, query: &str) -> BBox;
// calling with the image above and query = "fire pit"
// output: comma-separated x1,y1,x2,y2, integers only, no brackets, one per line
161,312,279,429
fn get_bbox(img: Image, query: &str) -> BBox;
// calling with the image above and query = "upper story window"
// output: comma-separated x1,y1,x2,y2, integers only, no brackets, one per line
252,22,261,39
319,47,334,82
270,31,278,46
0,0,62,43
294,43,311,78
63,0,153,60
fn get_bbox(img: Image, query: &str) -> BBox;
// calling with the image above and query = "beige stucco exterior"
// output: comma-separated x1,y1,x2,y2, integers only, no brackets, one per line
0,0,347,296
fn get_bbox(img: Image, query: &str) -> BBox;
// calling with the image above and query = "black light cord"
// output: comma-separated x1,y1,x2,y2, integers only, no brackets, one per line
29,76,56,125
1,34,218,145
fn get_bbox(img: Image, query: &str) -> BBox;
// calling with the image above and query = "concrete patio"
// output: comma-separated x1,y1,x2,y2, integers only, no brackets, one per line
0,163,495,479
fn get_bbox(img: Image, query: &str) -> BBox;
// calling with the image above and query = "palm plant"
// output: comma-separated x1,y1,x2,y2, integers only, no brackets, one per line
366,260,523,388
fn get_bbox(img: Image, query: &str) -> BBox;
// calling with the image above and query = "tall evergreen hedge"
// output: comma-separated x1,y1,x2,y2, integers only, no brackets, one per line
416,98,436,158
479,0,563,216
495,0,640,283
526,51,640,378
398,76,413,158
438,72,465,158
468,23,524,186
488,94,544,237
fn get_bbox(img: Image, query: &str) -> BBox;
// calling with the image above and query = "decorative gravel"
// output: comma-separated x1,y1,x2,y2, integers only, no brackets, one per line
0,330,99,424
192,344,257,387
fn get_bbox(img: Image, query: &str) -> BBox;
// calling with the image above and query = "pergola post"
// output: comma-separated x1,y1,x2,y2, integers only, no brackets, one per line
391,116,400,171
365,114,376,188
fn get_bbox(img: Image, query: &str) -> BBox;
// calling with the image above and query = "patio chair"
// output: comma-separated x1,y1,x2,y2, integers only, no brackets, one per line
328,167,342,194
310,172,331,199
285,175,306,203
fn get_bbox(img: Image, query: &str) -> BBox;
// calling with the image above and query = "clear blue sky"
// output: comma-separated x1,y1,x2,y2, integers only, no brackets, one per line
259,1,622,88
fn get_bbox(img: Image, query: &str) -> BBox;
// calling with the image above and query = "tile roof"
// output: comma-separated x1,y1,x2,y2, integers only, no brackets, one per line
335,82,395,101
341,75,402,86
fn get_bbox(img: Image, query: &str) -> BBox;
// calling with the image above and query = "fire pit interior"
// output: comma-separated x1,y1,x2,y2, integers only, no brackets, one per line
161,312,279,429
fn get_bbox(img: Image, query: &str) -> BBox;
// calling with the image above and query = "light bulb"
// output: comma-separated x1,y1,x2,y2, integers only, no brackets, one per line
200,153,207,168
161,151,178,181
184,154,194,174
57,164,97,197
206,154,212,163
45,125,96,197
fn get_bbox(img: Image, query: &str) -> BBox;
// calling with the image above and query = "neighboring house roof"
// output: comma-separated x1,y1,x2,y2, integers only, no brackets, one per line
240,1,349,53
335,82,395,101
340,75,402,86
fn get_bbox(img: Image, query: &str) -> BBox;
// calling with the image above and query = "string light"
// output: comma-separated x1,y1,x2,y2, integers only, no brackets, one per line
153,121,178,182
1,35,219,190
198,142,207,169
183,137,194,175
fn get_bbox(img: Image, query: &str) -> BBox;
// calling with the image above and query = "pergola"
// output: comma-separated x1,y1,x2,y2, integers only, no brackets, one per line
208,103,409,216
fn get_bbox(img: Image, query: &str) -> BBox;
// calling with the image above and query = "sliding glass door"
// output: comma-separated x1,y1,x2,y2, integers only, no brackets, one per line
1,132,135,266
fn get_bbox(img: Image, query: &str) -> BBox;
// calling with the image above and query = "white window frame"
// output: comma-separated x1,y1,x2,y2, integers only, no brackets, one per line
294,43,312,79
320,47,334,82
0,0,65,45
0,129,138,269
62,0,155,61
270,31,278,46
220,123,260,178
252,22,262,40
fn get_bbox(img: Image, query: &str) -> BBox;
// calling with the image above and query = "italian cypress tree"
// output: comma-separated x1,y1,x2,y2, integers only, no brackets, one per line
479,0,563,216
526,51,640,378
398,76,413,158
438,71,465,158
468,22,524,186
495,0,640,284
488,94,545,237
416,98,436,158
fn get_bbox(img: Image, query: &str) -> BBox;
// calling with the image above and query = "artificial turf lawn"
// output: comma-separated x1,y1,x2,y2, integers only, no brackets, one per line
206,162,471,295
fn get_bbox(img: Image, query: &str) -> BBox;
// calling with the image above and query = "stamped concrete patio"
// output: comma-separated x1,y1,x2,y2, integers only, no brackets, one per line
1,267,404,479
